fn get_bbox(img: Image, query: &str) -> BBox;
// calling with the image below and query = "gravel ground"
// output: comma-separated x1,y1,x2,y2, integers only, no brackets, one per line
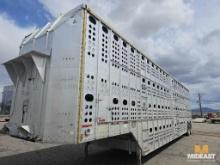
192,122,220,134
0,122,219,165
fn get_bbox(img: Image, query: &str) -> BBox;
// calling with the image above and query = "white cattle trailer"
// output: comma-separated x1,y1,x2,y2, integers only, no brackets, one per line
3,4,191,162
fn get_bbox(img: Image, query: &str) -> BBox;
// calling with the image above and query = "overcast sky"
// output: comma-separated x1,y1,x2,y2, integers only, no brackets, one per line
0,0,219,109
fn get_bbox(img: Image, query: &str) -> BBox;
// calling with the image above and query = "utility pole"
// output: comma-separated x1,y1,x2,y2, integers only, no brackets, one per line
198,93,203,117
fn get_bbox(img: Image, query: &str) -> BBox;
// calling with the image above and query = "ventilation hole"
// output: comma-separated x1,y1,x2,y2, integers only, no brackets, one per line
142,78,145,83
102,25,108,33
131,47,134,53
89,15,96,25
84,118,88,122
131,101,135,106
123,41,127,47
155,127,157,131
85,94,94,102
113,98,119,104
142,55,145,60
123,99,127,105
113,34,118,41
89,118,92,122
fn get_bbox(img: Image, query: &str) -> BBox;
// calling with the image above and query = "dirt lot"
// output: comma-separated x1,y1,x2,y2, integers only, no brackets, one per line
0,122,219,165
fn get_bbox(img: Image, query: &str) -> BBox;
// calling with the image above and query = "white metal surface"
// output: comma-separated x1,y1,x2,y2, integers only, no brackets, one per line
3,4,191,156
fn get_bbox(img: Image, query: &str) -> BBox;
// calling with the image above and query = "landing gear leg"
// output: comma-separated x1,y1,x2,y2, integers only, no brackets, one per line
136,148,142,165
186,122,192,136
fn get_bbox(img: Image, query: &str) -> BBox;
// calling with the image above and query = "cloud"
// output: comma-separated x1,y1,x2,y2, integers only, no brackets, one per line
0,14,34,62
39,0,80,16
0,13,34,87
109,0,193,38
39,0,193,38
39,0,115,17
188,77,220,109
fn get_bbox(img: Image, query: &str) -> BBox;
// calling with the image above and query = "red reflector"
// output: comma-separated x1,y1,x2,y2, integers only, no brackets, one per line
82,124,92,128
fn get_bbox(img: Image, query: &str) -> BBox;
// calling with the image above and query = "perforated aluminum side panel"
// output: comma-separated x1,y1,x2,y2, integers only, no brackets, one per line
79,10,191,156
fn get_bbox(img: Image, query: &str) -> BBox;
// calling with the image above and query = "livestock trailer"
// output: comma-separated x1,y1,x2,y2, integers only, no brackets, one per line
3,4,191,163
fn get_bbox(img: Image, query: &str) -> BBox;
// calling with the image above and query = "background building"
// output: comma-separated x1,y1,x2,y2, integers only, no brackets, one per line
0,85,14,115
